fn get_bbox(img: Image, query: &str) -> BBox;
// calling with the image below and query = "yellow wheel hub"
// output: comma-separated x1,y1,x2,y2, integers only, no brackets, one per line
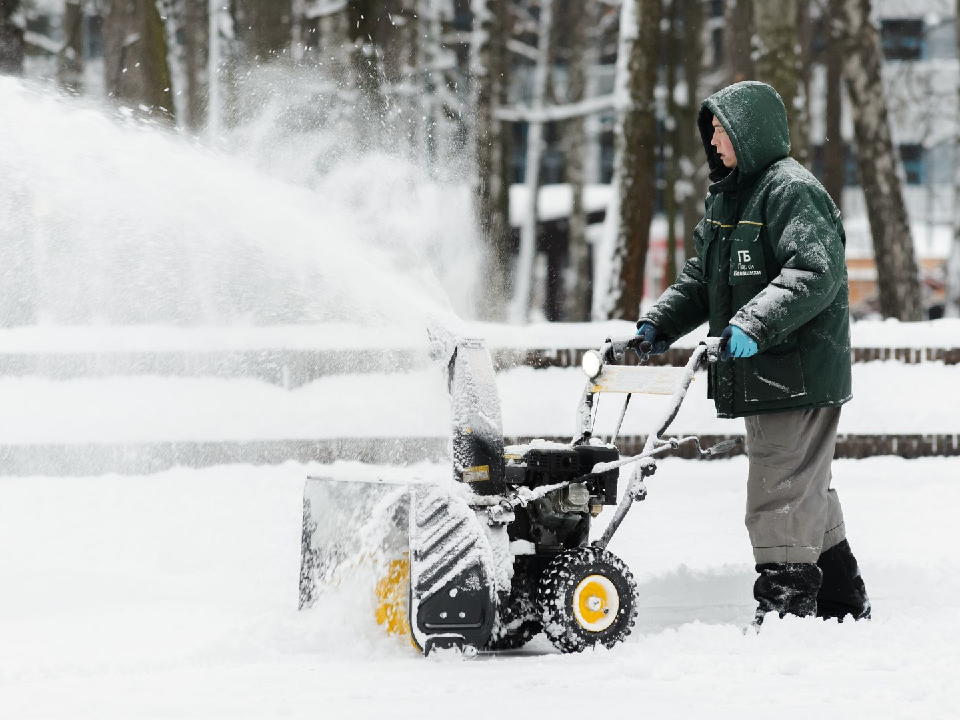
573,574,619,633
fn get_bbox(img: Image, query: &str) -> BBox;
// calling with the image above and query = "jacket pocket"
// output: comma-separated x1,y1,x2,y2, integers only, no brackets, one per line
728,223,766,285
743,339,807,404
698,222,718,281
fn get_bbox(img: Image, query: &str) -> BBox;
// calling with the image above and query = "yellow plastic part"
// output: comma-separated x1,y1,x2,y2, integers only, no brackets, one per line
576,578,609,625
374,556,412,637
573,574,619,632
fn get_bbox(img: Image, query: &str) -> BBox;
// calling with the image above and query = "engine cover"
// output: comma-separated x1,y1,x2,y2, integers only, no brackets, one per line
504,444,619,505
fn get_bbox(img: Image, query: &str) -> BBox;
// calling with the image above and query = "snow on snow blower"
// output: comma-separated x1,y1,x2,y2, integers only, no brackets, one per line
299,326,739,657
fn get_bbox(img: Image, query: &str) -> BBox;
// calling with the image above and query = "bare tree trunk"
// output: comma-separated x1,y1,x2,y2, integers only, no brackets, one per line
58,0,84,92
417,0,445,163
291,0,306,61
680,0,704,264
832,0,922,321
495,0,513,309
318,4,351,86
723,0,753,84
795,0,813,166
103,0,175,123
752,0,806,165
235,0,291,61
182,0,209,131
664,0,679,286
603,0,661,320
822,12,844,211
0,0,24,75
473,0,512,321
206,0,224,141
510,0,554,324
949,0,960,317
348,0,388,128
156,0,188,126
562,0,591,321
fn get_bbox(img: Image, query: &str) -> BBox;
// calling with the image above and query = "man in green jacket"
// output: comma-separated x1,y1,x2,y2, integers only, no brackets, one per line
636,81,870,624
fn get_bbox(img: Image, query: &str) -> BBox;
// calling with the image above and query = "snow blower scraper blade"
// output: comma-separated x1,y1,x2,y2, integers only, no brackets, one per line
299,476,498,656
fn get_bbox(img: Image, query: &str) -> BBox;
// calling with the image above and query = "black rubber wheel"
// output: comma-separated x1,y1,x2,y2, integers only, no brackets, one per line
485,583,542,651
538,545,638,653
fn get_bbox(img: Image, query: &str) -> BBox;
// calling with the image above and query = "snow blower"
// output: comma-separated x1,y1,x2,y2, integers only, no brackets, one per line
299,326,739,656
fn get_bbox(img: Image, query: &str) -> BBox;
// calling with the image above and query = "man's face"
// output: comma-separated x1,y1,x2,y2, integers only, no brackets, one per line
711,116,737,169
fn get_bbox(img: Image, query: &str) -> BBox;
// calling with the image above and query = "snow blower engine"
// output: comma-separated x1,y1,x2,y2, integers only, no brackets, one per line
299,327,738,657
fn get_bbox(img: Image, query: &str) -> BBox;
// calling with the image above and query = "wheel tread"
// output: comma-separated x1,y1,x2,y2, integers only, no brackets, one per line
537,545,638,653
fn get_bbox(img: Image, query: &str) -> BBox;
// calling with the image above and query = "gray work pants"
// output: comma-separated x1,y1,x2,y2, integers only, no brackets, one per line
744,407,846,564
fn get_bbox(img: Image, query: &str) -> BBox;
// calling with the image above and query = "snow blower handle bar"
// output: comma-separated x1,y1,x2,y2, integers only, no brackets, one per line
588,337,739,550
599,336,646,365
597,335,726,368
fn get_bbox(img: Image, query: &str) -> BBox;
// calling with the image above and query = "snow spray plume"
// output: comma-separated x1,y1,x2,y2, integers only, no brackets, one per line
0,76,481,331
218,60,485,323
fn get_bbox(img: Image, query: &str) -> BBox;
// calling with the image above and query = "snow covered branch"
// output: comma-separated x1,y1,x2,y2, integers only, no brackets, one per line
493,93,618,123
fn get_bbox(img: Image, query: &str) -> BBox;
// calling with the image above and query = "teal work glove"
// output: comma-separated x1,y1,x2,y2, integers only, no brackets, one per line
635,322,669,355
720,325,758,359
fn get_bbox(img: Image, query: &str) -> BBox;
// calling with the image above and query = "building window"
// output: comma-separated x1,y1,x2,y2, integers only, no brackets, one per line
812,143,858,188
599,128,615,184
899,144,925,185
711,27,723,67
512,122,566,185
814,143,926,187
880,19,925,60
452,0,472,31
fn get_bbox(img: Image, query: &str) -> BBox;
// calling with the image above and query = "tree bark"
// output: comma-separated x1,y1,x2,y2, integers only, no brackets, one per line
0,0,24,75
234,0,291,61
664,0,679,286
679,0,704,264
348,0,389,128
205,0,225,141
510,0,554,324
607,0,662,320
318,4,351,87
103,0,175,123
561,0,591,321
751,0,806,165
832,0,922,321
58,0,84,92
795,0,813,166
723,0,753,85
291,0,306,61
182,0,209,131
156,0,188,126
417,0,445,162
473,0,512,320
822,10,844,211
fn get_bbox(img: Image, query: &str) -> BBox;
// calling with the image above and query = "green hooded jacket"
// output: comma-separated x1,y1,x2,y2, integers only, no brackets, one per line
639,81,852,419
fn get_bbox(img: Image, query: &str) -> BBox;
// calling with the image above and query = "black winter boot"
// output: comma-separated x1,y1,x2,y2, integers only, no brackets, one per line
816,539,871,621
753,563,822,626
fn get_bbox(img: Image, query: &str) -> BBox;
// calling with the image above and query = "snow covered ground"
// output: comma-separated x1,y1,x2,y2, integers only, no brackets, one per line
1,456,957,719
1,361,957,445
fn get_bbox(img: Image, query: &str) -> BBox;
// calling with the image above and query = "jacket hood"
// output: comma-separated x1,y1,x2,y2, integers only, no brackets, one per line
698,81,791,185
